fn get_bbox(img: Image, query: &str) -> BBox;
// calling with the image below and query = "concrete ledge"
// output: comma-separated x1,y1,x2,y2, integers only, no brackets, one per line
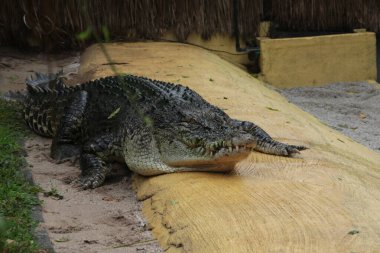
259,32,377,87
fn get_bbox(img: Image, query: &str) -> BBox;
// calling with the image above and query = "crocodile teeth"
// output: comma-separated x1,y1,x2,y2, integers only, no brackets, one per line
235,146,239,151
228,147,233,152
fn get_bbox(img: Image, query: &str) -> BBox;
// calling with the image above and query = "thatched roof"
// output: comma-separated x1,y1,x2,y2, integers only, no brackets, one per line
0,0,261,51
1,0,380,51
268,0,380,33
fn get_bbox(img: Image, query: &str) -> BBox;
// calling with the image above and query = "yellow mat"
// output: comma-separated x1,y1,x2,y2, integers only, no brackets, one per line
80,42,380,253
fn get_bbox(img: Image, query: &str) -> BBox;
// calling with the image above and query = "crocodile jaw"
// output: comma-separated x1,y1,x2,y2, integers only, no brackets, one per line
166,147,251,172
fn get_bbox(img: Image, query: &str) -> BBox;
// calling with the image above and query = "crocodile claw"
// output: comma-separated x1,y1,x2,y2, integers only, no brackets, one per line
73,173,106,190
80,174,106,189
284,145,308,156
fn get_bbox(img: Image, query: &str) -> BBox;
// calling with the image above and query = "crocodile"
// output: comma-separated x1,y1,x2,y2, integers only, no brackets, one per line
15,72,307,189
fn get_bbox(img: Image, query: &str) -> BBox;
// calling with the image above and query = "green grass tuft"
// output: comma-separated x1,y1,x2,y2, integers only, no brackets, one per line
0,99,41,253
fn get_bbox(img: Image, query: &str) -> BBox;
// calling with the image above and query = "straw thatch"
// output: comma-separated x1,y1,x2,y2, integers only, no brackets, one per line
268,0,380,33
2,0,380,51
0,0,262,51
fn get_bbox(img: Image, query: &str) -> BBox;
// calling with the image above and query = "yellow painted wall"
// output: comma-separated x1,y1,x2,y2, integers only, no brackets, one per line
259,32,377,87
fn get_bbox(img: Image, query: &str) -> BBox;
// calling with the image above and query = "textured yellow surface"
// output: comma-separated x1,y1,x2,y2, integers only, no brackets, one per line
80,42,380,253
259,32,377,87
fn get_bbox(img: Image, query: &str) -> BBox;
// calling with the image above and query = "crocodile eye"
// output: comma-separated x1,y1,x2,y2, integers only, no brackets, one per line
184,117,198,124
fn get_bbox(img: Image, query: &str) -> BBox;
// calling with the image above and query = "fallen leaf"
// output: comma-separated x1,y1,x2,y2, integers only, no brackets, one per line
55,237,70,242
84,240,98,244
266,107,279,111
359,112,367,120
107,107,121,119
348,230,360,235
102,196,115,201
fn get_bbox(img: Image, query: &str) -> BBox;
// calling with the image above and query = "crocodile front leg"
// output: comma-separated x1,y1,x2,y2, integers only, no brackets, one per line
78,135,115,189
50,90,88,163
231,119,307,156
79,153,111,189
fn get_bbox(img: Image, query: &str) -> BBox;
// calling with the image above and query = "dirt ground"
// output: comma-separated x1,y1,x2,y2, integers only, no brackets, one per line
0,48,163,253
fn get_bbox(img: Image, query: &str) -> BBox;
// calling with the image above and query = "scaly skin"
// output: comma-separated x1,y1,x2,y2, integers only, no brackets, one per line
21,73,307,189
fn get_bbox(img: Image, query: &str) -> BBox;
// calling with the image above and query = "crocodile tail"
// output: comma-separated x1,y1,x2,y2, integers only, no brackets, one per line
1,90,26,104
0,71,66,104
23,71,72,137
26,71,67,94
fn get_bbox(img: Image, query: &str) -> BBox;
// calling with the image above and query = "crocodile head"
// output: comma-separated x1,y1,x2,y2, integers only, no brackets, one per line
158,132,255,172
154,110,256,172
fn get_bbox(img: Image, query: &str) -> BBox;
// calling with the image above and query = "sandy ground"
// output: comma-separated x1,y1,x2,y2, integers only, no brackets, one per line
279,82,380,152
0,48,163,253
26,137,162,253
